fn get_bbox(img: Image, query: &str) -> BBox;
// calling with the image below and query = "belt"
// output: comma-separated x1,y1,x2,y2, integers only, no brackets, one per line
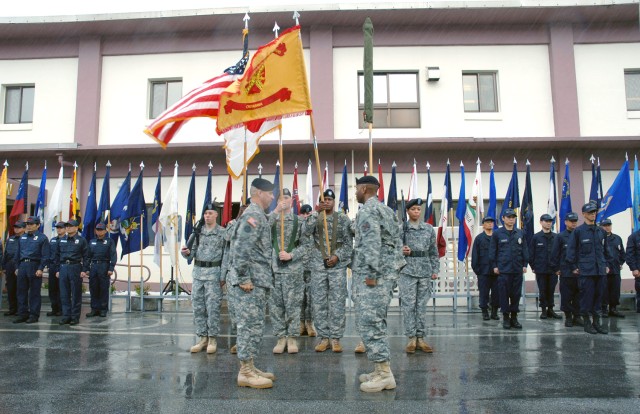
194,260,221,268
62,260,81,265
409,251,427,257
91,260,110,263
20,258,40,263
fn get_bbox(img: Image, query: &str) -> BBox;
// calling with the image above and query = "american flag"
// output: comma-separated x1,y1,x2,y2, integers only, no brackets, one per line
145,30,250,146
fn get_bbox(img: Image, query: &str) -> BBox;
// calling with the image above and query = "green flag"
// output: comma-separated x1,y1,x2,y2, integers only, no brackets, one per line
363,17,374,124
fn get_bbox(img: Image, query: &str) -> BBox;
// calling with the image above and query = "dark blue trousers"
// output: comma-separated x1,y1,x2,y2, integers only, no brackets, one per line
17,262,42,318
636,278,640,312
601,273,621,309
535,273,558,308
3,260,18,313
89,263,110,312
478,274,499,310
498,273,523,314
59,263,83,319
47,265,61,313
579,275,603,317
559,276,580,316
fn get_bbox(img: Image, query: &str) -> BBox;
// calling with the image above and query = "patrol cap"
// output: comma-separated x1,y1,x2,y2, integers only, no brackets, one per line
482,216,495,223
540,214,554,221
582,203,598,213
54,222,66,229
281,188,292,197
13,221,26,228
26,216,40,225
564,212,578,221
600,218,612,226
251,177,274,192
355,175,380,187
406,198,423,210
323,189,336,199
65,219,79,227
300,204,313,214
502,208,517,218
95,223,107,230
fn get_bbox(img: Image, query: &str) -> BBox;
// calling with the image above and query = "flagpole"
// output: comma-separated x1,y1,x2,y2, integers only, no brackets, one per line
242,126,248,205
368,124,373,178
278,128,285,252
309,115,331,256
157,163,163,302
449,208,457,311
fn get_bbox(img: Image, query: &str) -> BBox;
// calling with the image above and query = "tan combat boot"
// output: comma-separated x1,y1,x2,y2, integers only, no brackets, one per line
250,359,276,381
299,321,307,336
237,360,273,389
230,344,237,354
315,338,330,352
206,337,217,354
405,337,417,354
417,338,434,353
273,337,287,354
305,320,317,337
358,367,376,383
287,337,298,354
360,361,396,393
354,341,366,354
190,336,208,353
331,339,343,353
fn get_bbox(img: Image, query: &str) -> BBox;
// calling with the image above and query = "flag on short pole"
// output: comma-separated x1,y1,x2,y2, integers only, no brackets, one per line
0,162,8,241
151,167,163,267
9,167,28,234
81,168,97,241
456,162,473,261
120,169,149,257
202,162,213,217
159,163,179,267
424,162,434,225
408,159,419,200
338,161,349,213
488,161,497,229
634,155,640,232
69,165,82,229
221,175,233,227
559,159,572,232
305,160,313,207
471,158,484,236
292,162,301,215
520,161,534,247
597,157,632,223
109,170,131,247
97,162,111,224
269,161,281,213
437,160,452,258
322,162,329,194
185,166,197,257
34,163,47,233
45,166,65,235
547,157,558,228
377,160,385,203
387,162,398,212
500,159,520,227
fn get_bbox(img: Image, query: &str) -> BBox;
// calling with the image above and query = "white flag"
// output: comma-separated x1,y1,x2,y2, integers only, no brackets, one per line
471,158,484,236
223,120,281,179
159,164,180,267
408,160,419,200
45,166,64,236
306,160,314,206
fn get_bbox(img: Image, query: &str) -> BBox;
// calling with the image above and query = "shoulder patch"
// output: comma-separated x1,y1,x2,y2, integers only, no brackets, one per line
360,220,371,232
247,217,258,228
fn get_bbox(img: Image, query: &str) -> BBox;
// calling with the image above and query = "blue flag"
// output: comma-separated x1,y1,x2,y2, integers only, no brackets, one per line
520,162,534,246
268,163,281,212
547,160,557,228
121,170,149,258
488,162,497,229
152,169,162,228
185,168,196,245
455,163,471,262
424,165,434,224
597,159,632,223
81,170,97,241
499,160,520,226
387,163,398,212
109,171,131,247
634,156,640,232
559,160,572,232
201,165,212,217
97,164,111,224
34,164,47,232
338,162,349,213
589,156,603,207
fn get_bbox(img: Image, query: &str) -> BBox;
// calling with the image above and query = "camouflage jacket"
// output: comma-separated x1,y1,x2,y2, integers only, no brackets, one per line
220,220,237,282
400,221,439,278
184,224,226,281
302,210,353,270
268,212,308,273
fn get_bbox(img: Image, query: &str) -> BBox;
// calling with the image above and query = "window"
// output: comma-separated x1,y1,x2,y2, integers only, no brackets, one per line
462,72,498,112
149,79,182,119
4,85,35,124
357,71,420,128
624,70,640,111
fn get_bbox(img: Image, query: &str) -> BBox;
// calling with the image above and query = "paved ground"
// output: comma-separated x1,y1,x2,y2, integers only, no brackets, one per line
0,298,639,414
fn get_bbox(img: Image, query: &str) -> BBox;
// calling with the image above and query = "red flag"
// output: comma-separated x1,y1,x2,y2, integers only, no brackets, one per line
8,169,28,234
377,161,385,202
292,163,301,215
221,175,233,227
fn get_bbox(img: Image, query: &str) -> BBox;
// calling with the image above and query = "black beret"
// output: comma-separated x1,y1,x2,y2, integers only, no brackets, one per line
54,222,66,228
95,223,107,230
323,189,335,199
251,178,274,192
282,188,292,197
355,175,380,186
13,221,26,228
502,208,516,218
65,219,79,227
582,203,597,213
26,216,41,225
564,212,578,221
600,219,612,226
203,202,221,211
482,216,495,223
300,204,312,214
540,214,554,221
406,198,423,210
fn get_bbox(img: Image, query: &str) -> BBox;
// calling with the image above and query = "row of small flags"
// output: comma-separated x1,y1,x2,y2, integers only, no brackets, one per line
1,154,637,265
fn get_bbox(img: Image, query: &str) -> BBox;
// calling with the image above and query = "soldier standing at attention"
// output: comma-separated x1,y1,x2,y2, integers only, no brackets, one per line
599,219,625,318
399,198,439,353
298,204,316,337
269,189,308,354
353,175,405,393
625,225,640,313
530,214,562,320
182,202,226,354
303,188,353,353
472,216,500,321
228,178,276,389
489,208,528,330
566,203,610,334
550,212,583,327
46,222,66,317
13,217,49,324
86,223,117,318
54,219,89,326
3,221,25,317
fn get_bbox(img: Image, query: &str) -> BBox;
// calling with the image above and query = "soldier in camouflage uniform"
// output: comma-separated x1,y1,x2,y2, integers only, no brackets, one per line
303,188,353,353
268,189,308,354
228,178,276,389
353,176,405,393
181,203,226,354
298,204,316,336
399,198,439,354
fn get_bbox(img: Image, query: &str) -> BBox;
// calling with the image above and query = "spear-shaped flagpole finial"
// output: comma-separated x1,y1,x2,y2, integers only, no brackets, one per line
128,163,131,172
447,158,450,165
73,161,78,170
273,22,280,38
276,160,280,167
158,163,162,172
208,161,213,169
460,161,464,167
565,157,569,165
526,159,531,166
364,161,368,172
140,161,145,170
476,157,481,165
175,161,178,168
590,154,596,163
258,163,263,175
625,152,629,161
413,158,417,166
94,162,97,172
597,157,601,166
490,160,495,168
26,161,29,170
293,11,300,25
106,160,111,167
295,161,298,168
426,161,431,170
550,156,556,163
4,160,8,168
392,161,397,168
192,163,196,171
44,160,47,168
513,157,517,164
243,13,250,29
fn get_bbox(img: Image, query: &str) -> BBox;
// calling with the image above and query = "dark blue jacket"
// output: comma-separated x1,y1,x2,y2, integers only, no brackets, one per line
604,233,625,274
625,230,640,272
3,235,19,264
489,226,529,273
566,223,609,276
54,234,90,272
471,232,494,276
550,229,574,277
528,230,556,275
88,237,117,272
49,236,61,271
14,231,50,271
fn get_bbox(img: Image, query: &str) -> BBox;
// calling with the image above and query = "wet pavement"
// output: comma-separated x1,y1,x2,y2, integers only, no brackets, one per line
1,302,639,414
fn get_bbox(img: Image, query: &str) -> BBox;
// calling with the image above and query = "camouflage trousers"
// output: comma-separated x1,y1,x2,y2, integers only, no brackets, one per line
354,274,392,363
270,271,304,337
300,270,313,321
228,285,267,362
398,274,433,338
192,278,223,337
311,267,347,339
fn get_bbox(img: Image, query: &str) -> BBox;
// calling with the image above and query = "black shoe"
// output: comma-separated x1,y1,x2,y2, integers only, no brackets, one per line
502,313,511,330
46,311,56,317
540,307,548,319
69,319,79,325
482,309,490,320
593,315,608,334
510,313,522,329
490,307,500,320
86,310,99,318
59,318,71,325
4,311,17,316
13,316,29,324
99,311,107,317
25,317,39,324
547,308,563,319
601,312,609,318
609,308,625,318
564,318,573,327
572,315,584,327
583,316,597,334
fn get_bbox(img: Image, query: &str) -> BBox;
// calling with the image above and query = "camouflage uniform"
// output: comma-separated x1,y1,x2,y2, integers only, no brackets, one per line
399,221,439,338
352,197,405,362
227,203,273,362
299,227,314,323
303,210,353,339
184,225,226,338
221,221,237,336
268,212,308,337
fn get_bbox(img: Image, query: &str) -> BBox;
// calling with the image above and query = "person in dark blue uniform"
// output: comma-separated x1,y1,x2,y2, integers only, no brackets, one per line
625,227,640,313
529,214,561,320
54,219,89,325
13,216,50,324
566,203,610,334
3,221,25,316
550,212,583,328
46,222,66,317
472,216,500,321
599,219,625,318
86,223,117,318
489,208,529,330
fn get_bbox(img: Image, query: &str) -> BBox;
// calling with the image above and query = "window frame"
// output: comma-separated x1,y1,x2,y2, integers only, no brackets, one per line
148,78,183,119
624,69,640,112
462,71,499,113
3,84,35,124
